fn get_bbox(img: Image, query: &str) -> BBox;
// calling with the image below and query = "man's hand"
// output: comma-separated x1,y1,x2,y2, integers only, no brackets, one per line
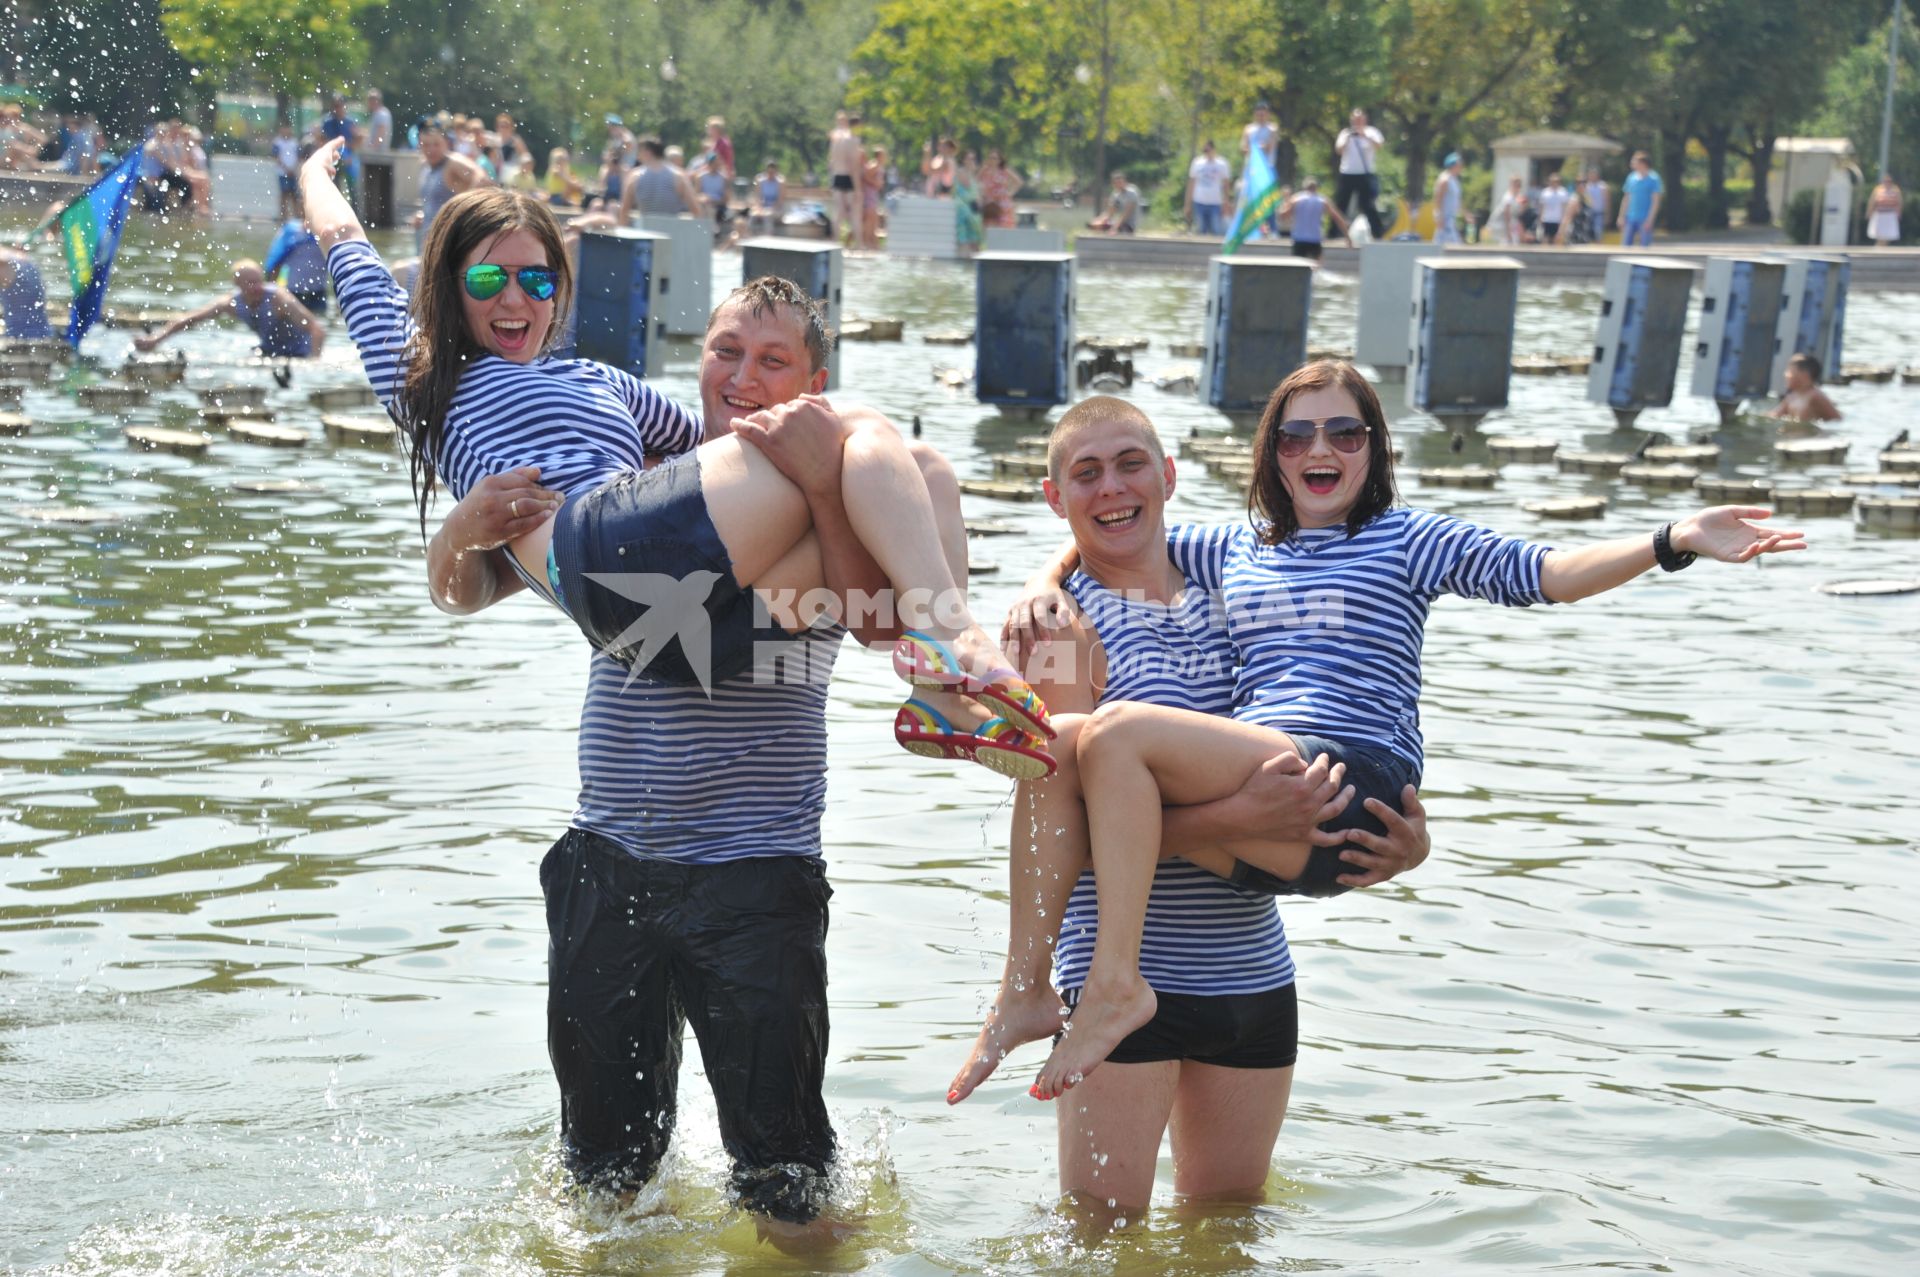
442,466,561,554
132,333,160,353
731,394,850,499
1233,750,1353,842
1331,786,1430,889
1002,574,1080,668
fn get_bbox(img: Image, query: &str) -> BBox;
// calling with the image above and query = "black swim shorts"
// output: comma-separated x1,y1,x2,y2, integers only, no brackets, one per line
549,452,799,685
542,828,837,1223
1231,733,1420,898
1060,982,1297,1069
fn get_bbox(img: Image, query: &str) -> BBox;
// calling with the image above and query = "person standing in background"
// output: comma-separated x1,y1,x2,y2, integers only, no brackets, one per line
415,123,487,249
1432,152,1463,244
827,111,862,246
1617,151,1662,247
1280,177,1351,259
1867,175,1903,247
1332,109,1385,239
863,145,892,249
704,117,736,183
978,148,1021,232
1242,101,1279,235
272,121,302,220
1185,139,1232,237
316,95,359,207
1536,171,1573,245
364,91,392,152
1581,168,1609,242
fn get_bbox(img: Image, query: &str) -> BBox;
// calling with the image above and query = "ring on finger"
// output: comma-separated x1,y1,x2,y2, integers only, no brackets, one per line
510,499,521,516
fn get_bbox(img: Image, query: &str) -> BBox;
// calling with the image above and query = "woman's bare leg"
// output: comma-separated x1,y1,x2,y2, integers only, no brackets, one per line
948,715,1089,1103
1033,703,1306,1099
701,417,1009,680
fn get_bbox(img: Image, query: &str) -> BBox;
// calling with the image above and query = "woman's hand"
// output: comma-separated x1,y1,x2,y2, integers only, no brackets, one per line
303,136,345,188
1332,786,1429,889
442,467,561,554
1673,506,1807,563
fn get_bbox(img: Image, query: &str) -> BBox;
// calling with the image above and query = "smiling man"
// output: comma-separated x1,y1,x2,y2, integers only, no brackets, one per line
425,278,966,1243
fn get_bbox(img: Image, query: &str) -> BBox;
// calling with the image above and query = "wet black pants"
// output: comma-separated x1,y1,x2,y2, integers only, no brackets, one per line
540,828,836,1222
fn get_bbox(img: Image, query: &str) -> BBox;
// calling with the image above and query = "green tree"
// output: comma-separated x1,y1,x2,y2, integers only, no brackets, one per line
160,0,386,123
1819,8,1920,186
17,0,196,139
1375,0,1559,201
1259,0,1386,185
849,0,1089,167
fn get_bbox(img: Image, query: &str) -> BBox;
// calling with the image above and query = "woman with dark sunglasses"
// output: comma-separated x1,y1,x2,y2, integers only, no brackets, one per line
301,138,1057,776
999,359,1807,1101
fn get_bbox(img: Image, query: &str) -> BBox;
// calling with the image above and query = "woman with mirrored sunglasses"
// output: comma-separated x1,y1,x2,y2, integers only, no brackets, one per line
301,137,1054,775
1010,358,1808,1101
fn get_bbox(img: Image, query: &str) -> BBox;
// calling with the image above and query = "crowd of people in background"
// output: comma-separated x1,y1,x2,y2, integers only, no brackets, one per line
11,87,1904,257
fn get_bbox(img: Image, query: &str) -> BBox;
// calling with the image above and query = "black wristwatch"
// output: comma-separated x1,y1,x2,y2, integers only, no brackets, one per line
1653,522,1696,572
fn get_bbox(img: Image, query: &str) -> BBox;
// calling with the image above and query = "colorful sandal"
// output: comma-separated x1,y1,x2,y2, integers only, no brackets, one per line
891,629,1056,740
894,699,1057,781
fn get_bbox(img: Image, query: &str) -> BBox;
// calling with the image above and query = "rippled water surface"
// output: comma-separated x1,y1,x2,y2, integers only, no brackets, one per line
3,219,1917,1275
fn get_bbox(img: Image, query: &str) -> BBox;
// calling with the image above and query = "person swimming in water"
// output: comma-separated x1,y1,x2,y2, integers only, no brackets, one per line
132,258,326,359
1769,352,1842,424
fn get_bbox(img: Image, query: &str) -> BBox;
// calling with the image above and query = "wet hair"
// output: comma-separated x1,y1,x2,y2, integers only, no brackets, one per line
394,188,573,534
637,136,664,160
1047,396,1163,482
1788,351,1822,380
708,276,834,373
1249,360,1399,542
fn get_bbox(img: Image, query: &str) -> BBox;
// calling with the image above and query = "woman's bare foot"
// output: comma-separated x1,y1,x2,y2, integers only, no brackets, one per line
1030,974,1157,1101
947,978,1067,1103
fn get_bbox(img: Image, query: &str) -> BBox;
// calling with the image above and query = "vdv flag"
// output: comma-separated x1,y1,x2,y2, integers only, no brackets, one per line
1223,141,1282,254
60,142,144,347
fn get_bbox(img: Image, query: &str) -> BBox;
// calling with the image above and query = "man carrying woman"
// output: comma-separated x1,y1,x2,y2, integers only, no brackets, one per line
299,134,1044,1243
947,396,1430,1218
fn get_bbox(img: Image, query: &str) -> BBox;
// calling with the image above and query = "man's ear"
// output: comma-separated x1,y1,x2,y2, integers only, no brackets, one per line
809,366,829,395
1042,477,1066,518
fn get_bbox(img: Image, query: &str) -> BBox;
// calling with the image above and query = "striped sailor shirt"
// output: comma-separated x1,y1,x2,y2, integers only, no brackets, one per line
1053,568,1296,997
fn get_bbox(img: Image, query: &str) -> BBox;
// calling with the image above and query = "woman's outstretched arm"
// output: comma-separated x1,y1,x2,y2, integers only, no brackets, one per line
1540,506,1805,603
300,138,365,251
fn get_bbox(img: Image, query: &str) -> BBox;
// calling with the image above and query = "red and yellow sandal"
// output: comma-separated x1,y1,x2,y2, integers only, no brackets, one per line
891,629,1055,740
894,699,1057,781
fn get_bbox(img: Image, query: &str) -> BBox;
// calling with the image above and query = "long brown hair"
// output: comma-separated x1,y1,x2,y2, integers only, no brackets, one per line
1248,359,1399,543
395,188,573,532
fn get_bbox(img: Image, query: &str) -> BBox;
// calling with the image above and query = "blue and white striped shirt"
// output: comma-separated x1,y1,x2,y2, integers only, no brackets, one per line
329,240,702,500
1053,569,1295,997
1170,510,1554,773
332,239,844,865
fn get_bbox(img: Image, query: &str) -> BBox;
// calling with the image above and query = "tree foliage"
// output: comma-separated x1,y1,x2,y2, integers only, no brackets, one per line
17,0,196,136
25,0,1913,230
158,0,385,109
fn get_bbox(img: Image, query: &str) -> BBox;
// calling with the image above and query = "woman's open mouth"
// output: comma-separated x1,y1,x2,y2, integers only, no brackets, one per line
1302,466,1341,495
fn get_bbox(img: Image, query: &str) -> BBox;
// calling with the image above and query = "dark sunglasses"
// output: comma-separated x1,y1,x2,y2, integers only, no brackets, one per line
463,264,558,302
1275,416,1369,457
